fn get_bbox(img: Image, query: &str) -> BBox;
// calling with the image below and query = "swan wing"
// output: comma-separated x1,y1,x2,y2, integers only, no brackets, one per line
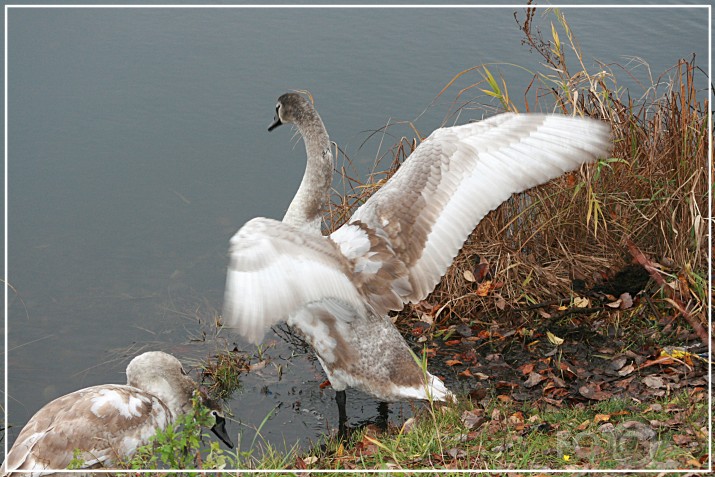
223,217,366,343
335,113,612,309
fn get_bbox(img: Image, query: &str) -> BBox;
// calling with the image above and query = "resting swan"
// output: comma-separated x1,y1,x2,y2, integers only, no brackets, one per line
223,93,612,430
1,351,233,476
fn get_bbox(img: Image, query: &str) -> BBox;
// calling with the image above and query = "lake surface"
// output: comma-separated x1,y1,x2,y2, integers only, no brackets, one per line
4,5,709,457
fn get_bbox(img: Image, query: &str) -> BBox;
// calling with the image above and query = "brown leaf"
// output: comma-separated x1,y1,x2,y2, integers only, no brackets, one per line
617,364,635,376
593,413,610,424
475,280,493,297
579,383,612,401
524,372,547,388
473,261,490,282
463,270,476,282
458,368,473,378
447,447,467,459
643,375,665,389
576,419,590,431
444,339,462,346
558,362,577,379
445,359,463,367
494,293,506,310
574,296,590,308
672,434,693,446
507,411,524,426
519,363,535,375
468,388,487,401
610,356,628,371
461,409,486,430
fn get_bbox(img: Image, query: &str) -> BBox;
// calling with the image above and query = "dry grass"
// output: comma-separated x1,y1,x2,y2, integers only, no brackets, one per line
323,7,709,340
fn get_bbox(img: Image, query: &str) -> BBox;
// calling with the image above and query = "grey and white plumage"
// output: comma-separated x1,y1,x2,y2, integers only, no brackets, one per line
223,93,612,404
1,351,233,476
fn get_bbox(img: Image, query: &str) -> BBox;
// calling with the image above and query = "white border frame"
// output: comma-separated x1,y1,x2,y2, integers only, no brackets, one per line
3,3,712,474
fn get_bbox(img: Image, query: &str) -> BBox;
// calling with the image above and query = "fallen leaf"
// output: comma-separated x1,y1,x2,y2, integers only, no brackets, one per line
538,309,552,319
444,339,462,346
617,363,635,376
445,359,463,367
468,388,487,401
447,447,467,459
685,458,702,468
519,363,535,375
507,411,524,425
461,409,486,430
579,383,612,401
672,434,693,445
576,419,590,431
558,362,577,379
473,261,490,282
458,368,473,378
524,372,547,388
301,456,318,465
606,299,622,308
463,270,476,282
574,296,590,308
249,360,267,371
473,372,490,380
475,280,493,296
494,293,506,310
611,356,628,370
643,375,665,389
593,413,610,424
546,331,564,346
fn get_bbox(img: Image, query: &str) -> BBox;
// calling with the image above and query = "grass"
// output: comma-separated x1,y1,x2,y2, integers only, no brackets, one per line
299,389,708,471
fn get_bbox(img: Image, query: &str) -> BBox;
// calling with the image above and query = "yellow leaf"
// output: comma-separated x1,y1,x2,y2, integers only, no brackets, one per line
593,413,611,424
574,297,590,308
546,331,564,346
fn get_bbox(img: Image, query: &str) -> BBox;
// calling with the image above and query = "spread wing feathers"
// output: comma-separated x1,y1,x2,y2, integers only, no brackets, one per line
223,217,368,343
344,113,613,305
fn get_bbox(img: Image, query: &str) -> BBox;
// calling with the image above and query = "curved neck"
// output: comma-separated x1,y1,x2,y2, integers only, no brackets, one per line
282,112,333,235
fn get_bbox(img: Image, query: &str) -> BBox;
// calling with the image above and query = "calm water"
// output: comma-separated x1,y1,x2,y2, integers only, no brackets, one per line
5,6,708,454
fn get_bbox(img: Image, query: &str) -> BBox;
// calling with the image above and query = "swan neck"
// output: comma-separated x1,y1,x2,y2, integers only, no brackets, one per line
282,114,333,235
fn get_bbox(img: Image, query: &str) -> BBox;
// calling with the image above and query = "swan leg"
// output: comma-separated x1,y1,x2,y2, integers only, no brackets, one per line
336,389,348,438
376,401,389,431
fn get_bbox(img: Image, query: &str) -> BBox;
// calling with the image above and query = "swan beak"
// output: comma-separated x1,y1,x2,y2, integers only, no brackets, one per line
210,415,235,449
268,116,283,131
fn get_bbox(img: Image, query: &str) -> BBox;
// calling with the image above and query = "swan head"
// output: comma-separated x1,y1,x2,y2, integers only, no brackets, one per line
268,92,316,131
197,389,235,449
